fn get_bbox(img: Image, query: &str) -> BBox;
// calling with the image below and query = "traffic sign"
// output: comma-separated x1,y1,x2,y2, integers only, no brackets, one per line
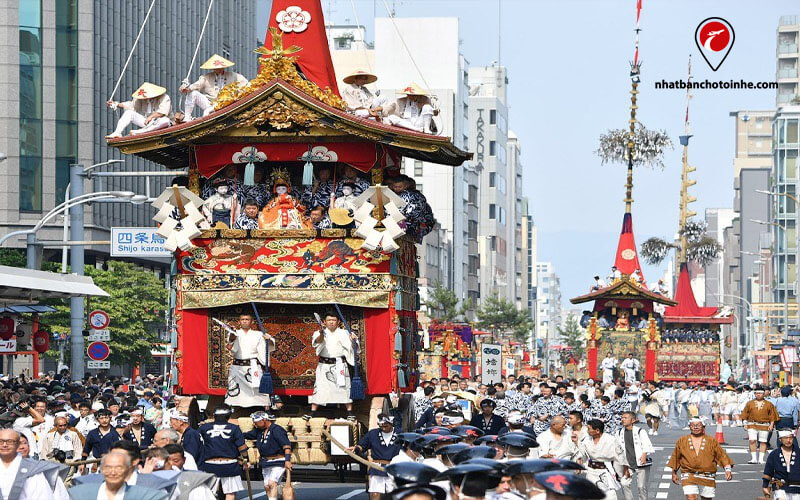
87,360,110,369
88,310,110,330
111,227,171,257
87,341,110,361
88,329,110,341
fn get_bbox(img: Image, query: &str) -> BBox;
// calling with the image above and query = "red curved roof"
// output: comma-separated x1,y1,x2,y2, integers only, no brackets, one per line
664,262,733,324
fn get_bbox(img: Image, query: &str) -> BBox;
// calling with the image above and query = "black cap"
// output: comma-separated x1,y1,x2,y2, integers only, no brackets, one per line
502,458,585,477
479,398,497,408
436,443,471,458
386,484,446,500
434,463,501,497
473,435,499,446
497,432,539,449
534,471,605,499
420,426,452,435
451,425,484,439
396,432,423,446
417,434,459,453
463,457,506,473
385,462,441,487
452,445,497,464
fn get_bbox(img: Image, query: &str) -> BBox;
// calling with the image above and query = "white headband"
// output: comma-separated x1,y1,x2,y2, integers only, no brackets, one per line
779,430,795,438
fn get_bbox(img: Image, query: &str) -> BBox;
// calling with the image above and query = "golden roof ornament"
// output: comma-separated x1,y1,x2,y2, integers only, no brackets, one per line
214,28,345,111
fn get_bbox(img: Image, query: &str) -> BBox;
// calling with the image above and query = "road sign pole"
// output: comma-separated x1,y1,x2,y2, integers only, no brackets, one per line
70,163,85,380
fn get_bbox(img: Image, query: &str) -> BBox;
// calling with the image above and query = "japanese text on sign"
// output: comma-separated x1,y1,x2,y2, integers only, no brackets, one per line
481,343,502,386
111,227,171,257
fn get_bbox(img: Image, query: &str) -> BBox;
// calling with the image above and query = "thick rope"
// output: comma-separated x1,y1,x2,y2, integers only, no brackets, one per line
183,0,216,84
348,0,372,73
321,428,385,472
108,0,158,102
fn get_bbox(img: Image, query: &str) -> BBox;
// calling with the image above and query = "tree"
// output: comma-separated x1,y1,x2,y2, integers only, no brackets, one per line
475,295,534,341
558,314,585,360
0,249,26,268
39,261,167,367
423,282,471,322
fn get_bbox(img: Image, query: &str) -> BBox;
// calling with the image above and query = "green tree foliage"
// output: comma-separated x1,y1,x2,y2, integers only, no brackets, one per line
475,295,534,341
423,282,471,322
0,249,26,268
558,314,586,360
40,261,167,367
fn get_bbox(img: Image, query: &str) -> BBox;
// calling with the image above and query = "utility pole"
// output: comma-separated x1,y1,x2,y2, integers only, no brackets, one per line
69,163,85,380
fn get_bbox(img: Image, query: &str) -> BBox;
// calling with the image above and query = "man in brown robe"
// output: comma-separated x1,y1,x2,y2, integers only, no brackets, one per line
668,417,733,500
740,386,779,464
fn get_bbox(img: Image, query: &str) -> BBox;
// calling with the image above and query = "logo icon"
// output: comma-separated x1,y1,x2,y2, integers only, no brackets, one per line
695,17,734,71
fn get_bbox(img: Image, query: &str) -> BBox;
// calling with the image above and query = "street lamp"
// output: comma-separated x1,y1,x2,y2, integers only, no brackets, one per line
715,292,759,382
751,217,792,340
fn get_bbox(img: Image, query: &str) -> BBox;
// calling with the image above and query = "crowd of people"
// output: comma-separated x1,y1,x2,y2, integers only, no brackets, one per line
194,163,435,243
4,364,800,499
660,327,720,344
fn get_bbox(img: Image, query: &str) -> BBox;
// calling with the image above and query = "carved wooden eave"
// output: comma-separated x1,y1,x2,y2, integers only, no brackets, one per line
106,78,472,168
570,278,677,306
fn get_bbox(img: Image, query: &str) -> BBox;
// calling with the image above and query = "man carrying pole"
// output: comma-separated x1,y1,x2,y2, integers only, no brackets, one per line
306,310,358,420
217,314,274,409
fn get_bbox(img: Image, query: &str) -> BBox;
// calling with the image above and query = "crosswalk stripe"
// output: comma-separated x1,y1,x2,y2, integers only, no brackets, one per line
656,492,668,499
658,482,670,489
337,489,366,500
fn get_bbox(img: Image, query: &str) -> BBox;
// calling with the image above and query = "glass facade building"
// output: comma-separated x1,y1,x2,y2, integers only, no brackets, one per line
772,109,800,325
19,0,43,211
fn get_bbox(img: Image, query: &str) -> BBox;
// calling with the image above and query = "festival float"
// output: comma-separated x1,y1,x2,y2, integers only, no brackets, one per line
107,0,470,466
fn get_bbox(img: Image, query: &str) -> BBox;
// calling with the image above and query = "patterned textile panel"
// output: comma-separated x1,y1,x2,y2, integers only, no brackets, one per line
655,343,720,380
595,331,647,376
177,238,392,275
207,304,366,392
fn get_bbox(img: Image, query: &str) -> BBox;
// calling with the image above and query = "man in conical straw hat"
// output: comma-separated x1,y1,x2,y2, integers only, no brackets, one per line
179,54,248,120
341,69,387,119
384,83,438,134
105,82,172,138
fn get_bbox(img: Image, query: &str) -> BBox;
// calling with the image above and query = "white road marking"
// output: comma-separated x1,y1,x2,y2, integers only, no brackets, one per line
658,482,670,489
661,474,672,479
656,493,668,499
337,489,366,500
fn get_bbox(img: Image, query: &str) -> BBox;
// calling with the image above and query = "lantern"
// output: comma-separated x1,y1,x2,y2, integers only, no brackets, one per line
33,330,49,353
0,318,14,341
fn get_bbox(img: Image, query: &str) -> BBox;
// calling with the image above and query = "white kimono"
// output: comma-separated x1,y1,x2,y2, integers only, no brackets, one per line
579,433,625,500
308,327,356,406
620,358,639,383
601,357,618,384
184,70,248,118
225,328,274,408
341,83,388,118
536,430,577,460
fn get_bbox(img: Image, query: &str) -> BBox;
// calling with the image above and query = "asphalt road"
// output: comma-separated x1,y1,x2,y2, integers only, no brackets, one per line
232,422,768,500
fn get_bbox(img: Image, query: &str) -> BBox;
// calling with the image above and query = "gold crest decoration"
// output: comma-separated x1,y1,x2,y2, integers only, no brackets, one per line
215,28,346,113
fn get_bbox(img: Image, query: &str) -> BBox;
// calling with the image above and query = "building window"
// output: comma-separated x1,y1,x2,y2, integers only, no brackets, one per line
490,236,496,251
489,172,495,187
489,141,496,156
489,204,496,219
489,109,497,125
416,184,423,193
468,220,478,240
414,160,423,177
19,0,43,211
468,255,479,276
55,0,78,204
499,207,506,225
468,185,478,204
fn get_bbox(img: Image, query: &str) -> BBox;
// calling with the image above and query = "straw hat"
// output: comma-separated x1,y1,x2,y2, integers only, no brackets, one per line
398,82,430,97
343,69,378,85
200,54,235,70
131,82,166,100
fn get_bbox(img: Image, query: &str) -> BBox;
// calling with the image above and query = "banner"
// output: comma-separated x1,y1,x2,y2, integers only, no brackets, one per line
481,343,501,385
756,356,767,373
782,346,798,371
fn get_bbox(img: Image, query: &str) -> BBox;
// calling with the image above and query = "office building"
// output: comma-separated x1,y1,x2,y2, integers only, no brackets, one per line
327,18,480,310
778,16,800,106
2,0,258,260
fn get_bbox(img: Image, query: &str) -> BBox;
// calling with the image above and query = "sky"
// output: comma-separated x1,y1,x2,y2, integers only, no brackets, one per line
257,0,798,305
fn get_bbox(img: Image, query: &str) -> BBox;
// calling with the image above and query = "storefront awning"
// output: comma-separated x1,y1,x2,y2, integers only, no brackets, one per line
0,265,109,305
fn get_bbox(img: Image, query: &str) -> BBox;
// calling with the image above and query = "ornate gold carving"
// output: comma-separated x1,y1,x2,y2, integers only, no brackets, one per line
220,229,247,238
320,229,346,238
250,228,316,238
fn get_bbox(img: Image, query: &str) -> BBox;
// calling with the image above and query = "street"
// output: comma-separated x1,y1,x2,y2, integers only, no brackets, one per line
231,423,770,500
646,422,765,500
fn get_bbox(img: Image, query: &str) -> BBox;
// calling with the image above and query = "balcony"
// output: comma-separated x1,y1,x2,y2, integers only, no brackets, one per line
779,68,799,79
780,15,799,27
779,44,798,55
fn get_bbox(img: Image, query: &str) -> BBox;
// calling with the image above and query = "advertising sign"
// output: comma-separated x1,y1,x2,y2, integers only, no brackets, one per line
481,343,501,385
